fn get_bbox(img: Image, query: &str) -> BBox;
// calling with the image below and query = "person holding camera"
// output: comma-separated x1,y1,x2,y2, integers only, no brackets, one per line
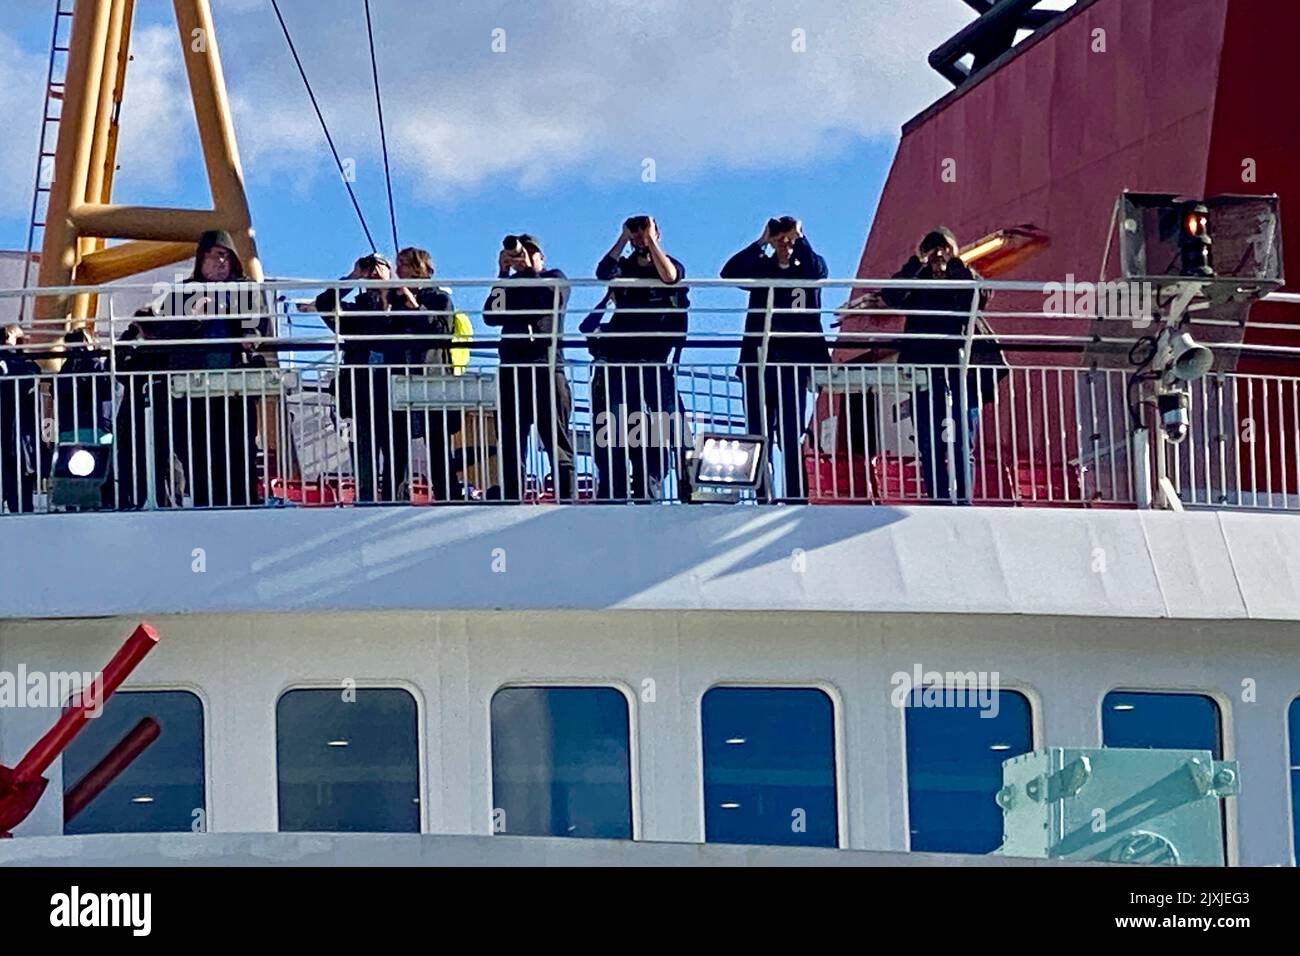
881,228,1000,505
391,246,462,502
591,215,689,501
482,234,575,501
315,252,409,503
721,216,830,501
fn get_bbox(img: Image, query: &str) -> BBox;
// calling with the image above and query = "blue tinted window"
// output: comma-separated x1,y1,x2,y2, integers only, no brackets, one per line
702,687,837,847
63,690,205,835
491,686,632,839
1291,699,1300,865
1102,691,1222,758
905,690,1032,853
276,688,420,832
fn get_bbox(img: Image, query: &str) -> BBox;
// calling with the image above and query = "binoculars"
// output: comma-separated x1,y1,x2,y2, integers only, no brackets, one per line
502,235,539,254
767,216,798,236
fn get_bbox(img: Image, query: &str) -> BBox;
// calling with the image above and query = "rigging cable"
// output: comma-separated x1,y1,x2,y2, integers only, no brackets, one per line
364,0,401,253
269,0,378,251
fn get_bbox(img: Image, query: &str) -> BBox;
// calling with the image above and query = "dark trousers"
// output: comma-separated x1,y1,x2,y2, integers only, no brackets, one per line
1,439,34,514
591,362,680,501
1,380,37,514
413,411,462,502
743,365,811,501
114,383,152,509
914,368,981,504
340,366,410,504
497,365,575,501
166,395,261,507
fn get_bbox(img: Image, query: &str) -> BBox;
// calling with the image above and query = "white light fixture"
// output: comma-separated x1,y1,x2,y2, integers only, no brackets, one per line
691,433,765,491
326,739,350,748
719,802,741,810
130,795,155,804
1113,704,1135,712
67,448,96,477
725,737,746,745
51,443,112,509
989,744,1012,752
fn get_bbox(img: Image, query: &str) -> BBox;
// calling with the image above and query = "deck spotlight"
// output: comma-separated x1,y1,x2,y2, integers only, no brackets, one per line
692,434,765,489
51,442,112,509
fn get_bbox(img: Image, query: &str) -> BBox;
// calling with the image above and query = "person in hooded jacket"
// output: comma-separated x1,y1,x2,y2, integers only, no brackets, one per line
159,230,262,507
721,217,830,501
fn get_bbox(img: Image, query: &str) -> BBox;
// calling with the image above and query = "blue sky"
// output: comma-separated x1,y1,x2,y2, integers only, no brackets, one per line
0,0,989,291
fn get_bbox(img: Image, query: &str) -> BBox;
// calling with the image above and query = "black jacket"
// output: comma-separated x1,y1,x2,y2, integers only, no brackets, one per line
721,237,830,367
314,287,403,367
55,349,113,437
0,347,40,460
482,268,569,366
390,286,455,368
594,253,689,363
881,257,993,367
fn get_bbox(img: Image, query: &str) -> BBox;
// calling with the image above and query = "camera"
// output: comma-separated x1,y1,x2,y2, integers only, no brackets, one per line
1157,389,1191,443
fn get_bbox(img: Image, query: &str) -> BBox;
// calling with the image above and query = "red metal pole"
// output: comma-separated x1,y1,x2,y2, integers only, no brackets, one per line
11,622,159,785
63,717,160,824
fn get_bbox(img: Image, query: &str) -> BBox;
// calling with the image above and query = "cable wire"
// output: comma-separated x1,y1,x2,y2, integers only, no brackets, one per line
364,0,400,253
269,0,378,251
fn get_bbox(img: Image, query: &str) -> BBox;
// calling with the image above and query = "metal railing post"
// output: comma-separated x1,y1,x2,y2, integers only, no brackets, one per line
757,285,775,500
547,279,563,502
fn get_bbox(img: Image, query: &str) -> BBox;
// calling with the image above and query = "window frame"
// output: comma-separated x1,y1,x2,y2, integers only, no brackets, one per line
697,680,845,850
1288,696,1300,867
899,681,1039,855
486,680,640,841
60,683,210,835
1098,686,1233,865
273,680,426,834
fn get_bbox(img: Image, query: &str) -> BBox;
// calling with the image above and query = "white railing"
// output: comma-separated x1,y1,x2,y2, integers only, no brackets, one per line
0,277,1297,513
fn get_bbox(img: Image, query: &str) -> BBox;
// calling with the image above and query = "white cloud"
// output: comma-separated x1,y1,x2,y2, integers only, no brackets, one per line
216,0,973,198
0,31,47,220
112,24,196,196
0,0,975,217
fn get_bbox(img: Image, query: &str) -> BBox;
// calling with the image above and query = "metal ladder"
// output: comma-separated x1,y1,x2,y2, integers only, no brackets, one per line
19,0,78,324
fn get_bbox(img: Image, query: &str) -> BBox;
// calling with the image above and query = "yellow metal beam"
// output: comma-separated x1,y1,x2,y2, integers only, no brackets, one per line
34,0,264,331
75,0,136,322
35,0,115,329
172,0,263,281
69,203,233,242
76,240,196,286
